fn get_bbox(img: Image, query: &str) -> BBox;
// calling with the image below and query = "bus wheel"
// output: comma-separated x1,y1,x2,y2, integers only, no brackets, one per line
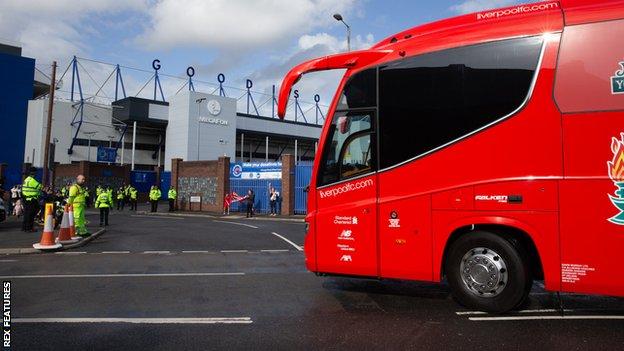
445,231,532,313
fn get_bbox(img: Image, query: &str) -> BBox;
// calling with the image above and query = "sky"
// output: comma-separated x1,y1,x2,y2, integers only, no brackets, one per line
0,0,534,118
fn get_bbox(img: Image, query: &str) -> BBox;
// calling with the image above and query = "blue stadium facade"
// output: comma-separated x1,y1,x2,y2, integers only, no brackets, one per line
0,43,35,189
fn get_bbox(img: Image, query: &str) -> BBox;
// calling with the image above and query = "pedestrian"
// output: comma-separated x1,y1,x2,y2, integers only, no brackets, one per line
68,175,90,237
21,167,42,232
116,186,125,210
167,187,177,212
95,187,113,226
245,189,255,218
269,187,277,216
149,185,161,213
10,184,21,216
223,192,232,215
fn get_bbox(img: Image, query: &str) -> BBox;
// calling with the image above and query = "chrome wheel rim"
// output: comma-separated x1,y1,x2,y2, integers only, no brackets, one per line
459,247,508,297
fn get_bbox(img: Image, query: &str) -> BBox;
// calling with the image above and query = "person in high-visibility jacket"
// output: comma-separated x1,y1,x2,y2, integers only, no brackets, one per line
167,187,177,212
95,189,113,226
149,186,161,213
106,186,114,210
21,167,42,232
116,187,125,211
129,187,138,211
68,175,89,237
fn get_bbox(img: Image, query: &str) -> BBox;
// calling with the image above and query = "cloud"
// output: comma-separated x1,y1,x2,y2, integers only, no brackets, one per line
245,31,375,118
449,0,521,14
135,0,357,51
0,0,147,63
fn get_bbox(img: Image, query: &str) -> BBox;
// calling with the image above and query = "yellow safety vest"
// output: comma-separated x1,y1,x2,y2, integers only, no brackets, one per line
22,176,42,200
168,189,177,200
95,192,112,208
68,184,86,205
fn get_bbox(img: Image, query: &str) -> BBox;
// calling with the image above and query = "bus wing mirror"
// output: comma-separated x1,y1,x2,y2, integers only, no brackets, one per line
304,185,310,193
277,50,392,119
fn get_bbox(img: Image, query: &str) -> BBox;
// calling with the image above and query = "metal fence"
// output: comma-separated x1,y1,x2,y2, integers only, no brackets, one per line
295,162,313,215
160,171,171,197
130,170,157,194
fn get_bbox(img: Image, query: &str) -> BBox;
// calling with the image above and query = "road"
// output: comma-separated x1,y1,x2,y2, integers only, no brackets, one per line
2,209,624,350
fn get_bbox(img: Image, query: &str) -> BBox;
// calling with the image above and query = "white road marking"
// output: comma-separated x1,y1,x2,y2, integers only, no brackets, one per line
0,259,17,262
456,309,571,316
142,251,171,254
469,315,624,321
260,249,290,253
0,272,244,279
271,232,303,251
213,220,259,229
131,215,185,220
221,250,249,253
13,317,252,324
101,251,130,254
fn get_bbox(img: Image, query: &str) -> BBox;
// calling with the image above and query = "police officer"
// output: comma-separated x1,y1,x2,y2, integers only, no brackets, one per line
116,186,125,210
95,188,113,226
68,175,90,237
149,185,161,213
21,167,42,232
167,187,177,212
129,186,138,211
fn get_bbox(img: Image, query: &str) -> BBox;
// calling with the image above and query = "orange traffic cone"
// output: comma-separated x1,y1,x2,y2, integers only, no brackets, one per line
33,203,62,250
57,205,78,244
68,205,80,241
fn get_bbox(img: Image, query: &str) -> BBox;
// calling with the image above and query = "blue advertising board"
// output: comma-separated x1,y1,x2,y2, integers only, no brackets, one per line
97,146,117,163
230,162,282,180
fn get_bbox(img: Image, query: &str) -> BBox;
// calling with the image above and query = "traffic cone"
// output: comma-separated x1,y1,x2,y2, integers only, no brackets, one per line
33,203,62,250
56,205,78,244
68,205,81,241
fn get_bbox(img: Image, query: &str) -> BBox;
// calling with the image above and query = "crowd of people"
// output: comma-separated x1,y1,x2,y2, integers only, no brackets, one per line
7,168,180,235
5,168,283,233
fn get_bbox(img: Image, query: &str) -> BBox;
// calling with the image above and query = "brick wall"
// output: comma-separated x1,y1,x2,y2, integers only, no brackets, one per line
53,161,131,190
171,157,230,212
281,154,295,215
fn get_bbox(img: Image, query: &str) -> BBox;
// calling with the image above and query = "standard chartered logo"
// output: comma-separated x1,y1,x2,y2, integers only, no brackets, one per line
198,116,229,126
319,179,374,198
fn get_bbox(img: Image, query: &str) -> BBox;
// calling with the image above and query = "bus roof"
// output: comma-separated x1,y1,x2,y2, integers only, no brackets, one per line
277,0,624,119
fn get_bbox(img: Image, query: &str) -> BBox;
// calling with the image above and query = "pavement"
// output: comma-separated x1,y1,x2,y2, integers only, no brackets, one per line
0,210,105,254
2,205,624,350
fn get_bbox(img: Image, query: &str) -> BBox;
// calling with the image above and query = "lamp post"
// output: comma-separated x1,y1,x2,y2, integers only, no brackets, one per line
195,97,206,161
83,131,97,162
107,136,115,165
333,13,351,52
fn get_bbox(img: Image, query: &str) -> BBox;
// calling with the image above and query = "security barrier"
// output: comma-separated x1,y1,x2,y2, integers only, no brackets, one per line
294,162,313,215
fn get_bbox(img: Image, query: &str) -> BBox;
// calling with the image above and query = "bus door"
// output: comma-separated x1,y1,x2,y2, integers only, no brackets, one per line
555,20,624,296
315,110,379,277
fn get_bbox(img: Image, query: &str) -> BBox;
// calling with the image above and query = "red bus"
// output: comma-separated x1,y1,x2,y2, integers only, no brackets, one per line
277,0,624,312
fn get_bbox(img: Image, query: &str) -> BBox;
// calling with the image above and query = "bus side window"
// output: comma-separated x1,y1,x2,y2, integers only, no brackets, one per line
378,36,543,169
554,19,624,113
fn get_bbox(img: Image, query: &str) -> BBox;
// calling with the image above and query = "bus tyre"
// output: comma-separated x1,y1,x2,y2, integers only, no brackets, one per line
445,231,532,313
